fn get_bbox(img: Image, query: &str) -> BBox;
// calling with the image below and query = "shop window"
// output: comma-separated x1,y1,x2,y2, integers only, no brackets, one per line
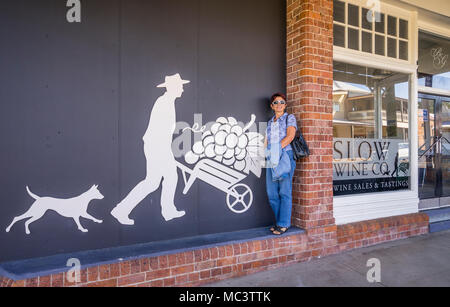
375,13,385,34
388,16,397,37
334,0,345,23
334,24,346,48
418,31,450,91
388,38,397,58
348,3,359,27
375,34,385,56
333,0,409,61
399,19,409,39
399,40,409,61
362,7,372,30
362,31,372,53
348,28,359,50
333,61,411,196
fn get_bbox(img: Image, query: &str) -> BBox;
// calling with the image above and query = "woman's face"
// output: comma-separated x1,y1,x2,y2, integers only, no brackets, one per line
271,96,287,113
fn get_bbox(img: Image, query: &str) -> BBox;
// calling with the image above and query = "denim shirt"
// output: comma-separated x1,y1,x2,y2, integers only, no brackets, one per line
266,113,298,152
266,142,291,181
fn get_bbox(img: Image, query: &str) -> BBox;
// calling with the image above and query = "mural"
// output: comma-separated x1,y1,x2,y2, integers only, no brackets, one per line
5,74,266,233
0,0,285,261
111,74,190,225
6,185,104,235
180,115,264,214
110,73,265,224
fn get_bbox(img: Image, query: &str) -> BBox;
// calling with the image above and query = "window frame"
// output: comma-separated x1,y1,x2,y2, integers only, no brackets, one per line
332,0,420,225
333,0,415,66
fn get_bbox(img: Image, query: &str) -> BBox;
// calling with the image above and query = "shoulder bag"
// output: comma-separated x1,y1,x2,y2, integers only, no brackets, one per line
285,115,310,160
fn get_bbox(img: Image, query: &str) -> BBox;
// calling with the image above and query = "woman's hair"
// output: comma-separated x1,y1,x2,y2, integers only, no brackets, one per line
270,92,287,103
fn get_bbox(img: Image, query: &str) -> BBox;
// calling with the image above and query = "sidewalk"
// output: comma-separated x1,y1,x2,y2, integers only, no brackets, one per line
204,230,450,287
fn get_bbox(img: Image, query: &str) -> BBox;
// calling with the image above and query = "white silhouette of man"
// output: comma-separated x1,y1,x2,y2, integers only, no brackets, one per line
111,73,189,225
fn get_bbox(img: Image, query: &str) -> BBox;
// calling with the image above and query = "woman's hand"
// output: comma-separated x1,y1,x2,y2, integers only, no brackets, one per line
281,126,296,149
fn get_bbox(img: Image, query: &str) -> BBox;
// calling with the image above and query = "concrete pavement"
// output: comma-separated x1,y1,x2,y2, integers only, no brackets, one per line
204,230,450,287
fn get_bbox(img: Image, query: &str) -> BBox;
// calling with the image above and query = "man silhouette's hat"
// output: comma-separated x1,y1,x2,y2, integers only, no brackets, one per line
157,73,190,88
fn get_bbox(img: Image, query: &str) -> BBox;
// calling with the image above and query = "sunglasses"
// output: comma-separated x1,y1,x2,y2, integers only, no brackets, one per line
272,100,286,105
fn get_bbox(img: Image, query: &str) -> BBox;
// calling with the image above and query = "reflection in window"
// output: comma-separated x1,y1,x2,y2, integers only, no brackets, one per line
333,62,409,141
333,62,411,196
383,81,409,140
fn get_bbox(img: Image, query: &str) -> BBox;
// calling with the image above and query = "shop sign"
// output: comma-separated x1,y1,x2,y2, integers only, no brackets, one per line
333,138,410,196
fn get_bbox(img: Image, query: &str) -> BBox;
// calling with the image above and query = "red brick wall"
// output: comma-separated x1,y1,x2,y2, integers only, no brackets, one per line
337,213,429,252
287,0,335,230
0,212,428,287
0,277,14,287
3,233,312,287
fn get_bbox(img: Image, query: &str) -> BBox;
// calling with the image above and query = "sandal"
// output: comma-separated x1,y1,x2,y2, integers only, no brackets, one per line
269,225,278,233
272,227,289,235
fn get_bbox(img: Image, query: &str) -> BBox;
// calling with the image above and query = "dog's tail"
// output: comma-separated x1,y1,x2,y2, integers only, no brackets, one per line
26,186,40,200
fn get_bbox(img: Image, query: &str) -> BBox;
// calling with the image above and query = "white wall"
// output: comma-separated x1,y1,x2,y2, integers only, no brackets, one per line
400,0,450,18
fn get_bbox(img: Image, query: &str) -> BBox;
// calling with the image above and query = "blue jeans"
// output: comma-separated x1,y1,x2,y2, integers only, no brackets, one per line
266,150,296,228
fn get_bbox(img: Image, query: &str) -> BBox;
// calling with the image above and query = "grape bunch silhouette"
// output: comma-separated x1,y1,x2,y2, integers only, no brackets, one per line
184,115,260,173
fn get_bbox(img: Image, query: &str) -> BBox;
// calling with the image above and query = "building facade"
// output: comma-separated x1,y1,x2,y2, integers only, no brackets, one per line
332,0,450,224
0,0,448,287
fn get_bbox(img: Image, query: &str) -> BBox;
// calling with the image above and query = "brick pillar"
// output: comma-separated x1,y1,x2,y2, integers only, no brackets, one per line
287,0,335,230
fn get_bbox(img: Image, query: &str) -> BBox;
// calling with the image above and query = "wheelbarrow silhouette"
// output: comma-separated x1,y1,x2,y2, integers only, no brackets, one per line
176,159,253,214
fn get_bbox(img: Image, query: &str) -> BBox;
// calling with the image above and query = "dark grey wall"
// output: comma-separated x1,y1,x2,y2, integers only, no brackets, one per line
0,0,286,262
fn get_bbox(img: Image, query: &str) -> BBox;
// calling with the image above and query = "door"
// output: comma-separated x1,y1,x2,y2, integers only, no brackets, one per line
440,99,450,201
418,94,450,209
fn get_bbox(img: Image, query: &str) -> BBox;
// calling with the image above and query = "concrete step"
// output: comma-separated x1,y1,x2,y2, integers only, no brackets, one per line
423,207,450,233
429,220,450,233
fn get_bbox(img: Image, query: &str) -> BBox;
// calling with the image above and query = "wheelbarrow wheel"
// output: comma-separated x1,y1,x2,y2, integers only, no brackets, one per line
226,184,253,214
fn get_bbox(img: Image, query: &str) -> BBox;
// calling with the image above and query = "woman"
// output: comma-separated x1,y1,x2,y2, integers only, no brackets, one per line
265,93,297,235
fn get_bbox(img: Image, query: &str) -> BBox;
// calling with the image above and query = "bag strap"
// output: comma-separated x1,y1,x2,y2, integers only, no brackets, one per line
285,114,288,131
285,113,298,134
285,113,295,131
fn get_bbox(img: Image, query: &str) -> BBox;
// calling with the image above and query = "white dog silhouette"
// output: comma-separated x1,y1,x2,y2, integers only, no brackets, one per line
6,185,104,235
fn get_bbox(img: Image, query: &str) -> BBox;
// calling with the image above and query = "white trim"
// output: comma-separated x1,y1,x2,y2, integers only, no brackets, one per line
334,190,419,225
410,72,419,194
345,0,412,20
418,86,450,97
399,0,450,18
334,46,417,73
409,11,418,67
418,20,450,39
